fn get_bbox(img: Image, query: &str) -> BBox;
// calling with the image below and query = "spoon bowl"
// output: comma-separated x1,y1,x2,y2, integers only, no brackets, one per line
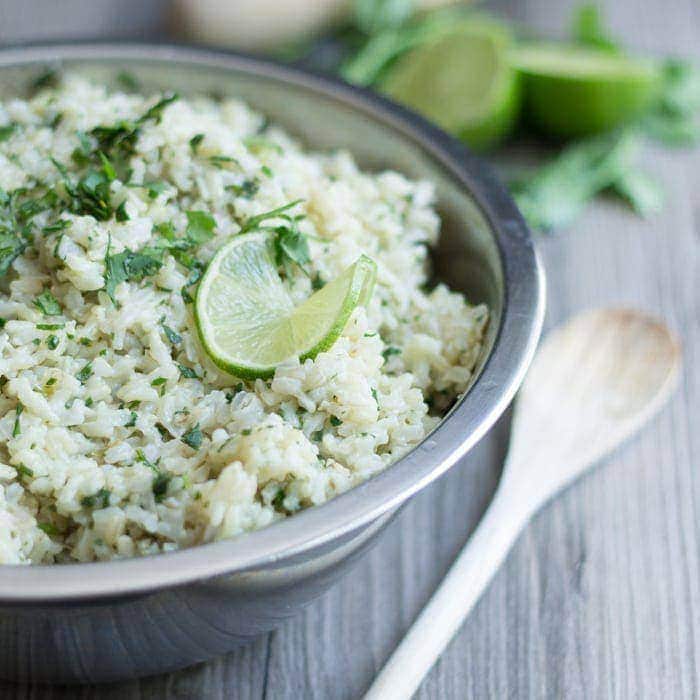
504,308,682,508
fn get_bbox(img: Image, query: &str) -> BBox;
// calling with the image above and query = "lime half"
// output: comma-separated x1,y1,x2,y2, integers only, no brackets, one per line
380,20,520,151
513,44,660,139
195,232,377,379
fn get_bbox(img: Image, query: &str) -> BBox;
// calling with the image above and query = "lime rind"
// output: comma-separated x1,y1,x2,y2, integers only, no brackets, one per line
194,232,377,379
512,43,661,138
380,20,521,150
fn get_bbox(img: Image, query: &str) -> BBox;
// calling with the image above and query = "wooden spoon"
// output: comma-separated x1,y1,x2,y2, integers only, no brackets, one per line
364,309,681,700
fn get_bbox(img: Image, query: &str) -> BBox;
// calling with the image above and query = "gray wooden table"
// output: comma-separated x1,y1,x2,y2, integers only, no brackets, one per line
2,0,699,697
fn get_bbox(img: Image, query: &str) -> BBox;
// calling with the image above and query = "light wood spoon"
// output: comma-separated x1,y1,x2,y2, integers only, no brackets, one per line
365,308,681,700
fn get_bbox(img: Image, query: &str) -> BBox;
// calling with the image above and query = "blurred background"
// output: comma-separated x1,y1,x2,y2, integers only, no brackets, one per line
2,0,697,234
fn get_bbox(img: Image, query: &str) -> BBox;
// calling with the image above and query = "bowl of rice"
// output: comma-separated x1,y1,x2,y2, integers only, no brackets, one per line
0,43,543,682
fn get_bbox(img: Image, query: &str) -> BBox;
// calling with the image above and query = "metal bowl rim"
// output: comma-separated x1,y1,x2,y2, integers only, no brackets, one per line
0,41,545,602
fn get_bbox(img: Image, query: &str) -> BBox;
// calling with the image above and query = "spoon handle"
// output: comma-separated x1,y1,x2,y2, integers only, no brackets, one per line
364,484,533,700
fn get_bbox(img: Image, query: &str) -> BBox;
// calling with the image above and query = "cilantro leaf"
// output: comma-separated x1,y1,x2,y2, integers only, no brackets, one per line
0,124,16,142
137,93,179,125
226,179,259,199
103,238,163,303
34,289,62,316
177,364,199,379
189,133,205,153
273,222,311,276
181,423,203,450
152,471,172,502
115,201,129,222
76,362,93,384
510,131,646,232
12,403,23,437
641,59,700,146
99,152,116,181
161,321,182,345
238,200,303,235
0,230,27,278
81,488,111,509
185,210,216,245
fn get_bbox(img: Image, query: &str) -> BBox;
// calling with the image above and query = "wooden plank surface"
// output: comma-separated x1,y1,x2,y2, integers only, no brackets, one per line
2,0,699,697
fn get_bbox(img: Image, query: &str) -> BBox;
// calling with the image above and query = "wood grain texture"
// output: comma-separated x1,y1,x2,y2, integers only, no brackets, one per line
2,0,699,697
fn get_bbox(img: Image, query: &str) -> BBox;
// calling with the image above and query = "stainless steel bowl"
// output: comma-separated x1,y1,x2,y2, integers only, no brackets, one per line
0,43,544,683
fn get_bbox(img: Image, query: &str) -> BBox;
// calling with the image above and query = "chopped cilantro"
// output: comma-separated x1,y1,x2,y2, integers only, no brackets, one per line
76,362,93,384
45,377,57,386
46,335,59,350
273,220,311,277
136,450,172,502
209,154,240,168
99,151,116,181
329,416,342,427
38,522,59,536
226,178,259,198
238,199,303,235
161,321,182,345
81,488,111,509
382,346,401,360
152,471,171,502
12,403,23,437
0,124,16,142
36,323,64,330
16,464,33,479
189,133,205,153
115,200,129,222
311,430,324,443
371,388,379,405
178,364,199,379
125,411,138,428
311,273,326,290
143,181,167,199
181,423,203,450
185,210,216,244
103,236,163,303
139,93,179,124
151,377,167,387
261,165,273,178
33,289,62,315
241,428,252,436
43,219,70,234
272,487,286,509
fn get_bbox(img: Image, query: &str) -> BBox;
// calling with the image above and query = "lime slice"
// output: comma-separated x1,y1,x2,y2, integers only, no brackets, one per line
513,44,660,139
194,232,377,379
380,20,520,151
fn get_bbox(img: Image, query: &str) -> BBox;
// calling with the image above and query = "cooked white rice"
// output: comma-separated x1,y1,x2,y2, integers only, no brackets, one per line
0,74,487,564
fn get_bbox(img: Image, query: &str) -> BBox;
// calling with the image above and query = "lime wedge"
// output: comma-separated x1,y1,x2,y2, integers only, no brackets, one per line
379,21,520,151
513,44,660,139
194,232,377,379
